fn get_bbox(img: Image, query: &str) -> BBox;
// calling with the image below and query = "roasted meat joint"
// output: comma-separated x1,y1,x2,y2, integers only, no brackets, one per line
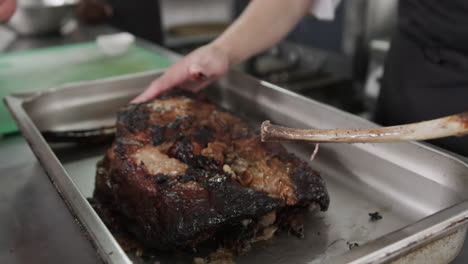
93,90,330,258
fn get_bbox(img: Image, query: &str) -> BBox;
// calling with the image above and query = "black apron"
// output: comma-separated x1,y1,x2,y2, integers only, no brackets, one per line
107,0,163,44
375,0,468,157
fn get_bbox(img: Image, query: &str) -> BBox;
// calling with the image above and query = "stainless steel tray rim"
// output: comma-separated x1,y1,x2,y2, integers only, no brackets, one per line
256,78,468,198
326,198,468,263
5,70,468,264
8,68,167,104
259,79,468,168
4,94,132,264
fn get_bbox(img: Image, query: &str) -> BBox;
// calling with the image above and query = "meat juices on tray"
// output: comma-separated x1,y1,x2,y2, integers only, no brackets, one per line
94,90,329,255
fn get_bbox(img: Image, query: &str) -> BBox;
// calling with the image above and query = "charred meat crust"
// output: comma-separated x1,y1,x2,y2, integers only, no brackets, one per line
94,90,329,252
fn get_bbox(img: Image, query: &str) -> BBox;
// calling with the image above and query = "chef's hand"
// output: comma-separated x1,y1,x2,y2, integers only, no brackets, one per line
0,0,16,22
132,0,311,103
131,43,230,103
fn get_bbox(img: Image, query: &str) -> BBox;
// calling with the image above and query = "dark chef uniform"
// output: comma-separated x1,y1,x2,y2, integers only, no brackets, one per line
106,0,163,44
375,0,468,157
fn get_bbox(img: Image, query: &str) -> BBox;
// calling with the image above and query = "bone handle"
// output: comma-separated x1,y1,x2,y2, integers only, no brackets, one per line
261,112,468,143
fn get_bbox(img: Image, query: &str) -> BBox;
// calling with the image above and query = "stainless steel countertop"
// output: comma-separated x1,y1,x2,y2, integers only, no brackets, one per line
0,24,119,264
1,23,467,264
0,23,178,264
0,136,102,264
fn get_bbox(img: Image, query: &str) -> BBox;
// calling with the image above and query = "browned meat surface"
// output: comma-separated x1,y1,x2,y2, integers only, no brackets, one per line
94,90,329,253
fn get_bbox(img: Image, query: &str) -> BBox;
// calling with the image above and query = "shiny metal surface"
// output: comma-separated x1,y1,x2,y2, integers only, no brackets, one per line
7,0,79,35
5,70,468,263
0,24,143,264
0,136,102,264
0,24,112,52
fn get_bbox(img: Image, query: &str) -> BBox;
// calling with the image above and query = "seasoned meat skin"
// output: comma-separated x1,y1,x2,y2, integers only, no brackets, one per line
94,90,329,251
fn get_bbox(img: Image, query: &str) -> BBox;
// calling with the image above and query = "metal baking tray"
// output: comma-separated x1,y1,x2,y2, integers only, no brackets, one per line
5,70,468,264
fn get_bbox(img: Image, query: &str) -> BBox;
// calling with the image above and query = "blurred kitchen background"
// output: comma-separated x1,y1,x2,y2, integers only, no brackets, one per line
0,0,397,121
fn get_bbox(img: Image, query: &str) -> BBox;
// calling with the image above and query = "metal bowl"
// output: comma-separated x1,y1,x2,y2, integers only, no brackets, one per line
7,0,79,36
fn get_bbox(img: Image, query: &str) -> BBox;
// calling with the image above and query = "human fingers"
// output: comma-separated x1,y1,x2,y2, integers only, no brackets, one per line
0,0,16,23
131,58,205,103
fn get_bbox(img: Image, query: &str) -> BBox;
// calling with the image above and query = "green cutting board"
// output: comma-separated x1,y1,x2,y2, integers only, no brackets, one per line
0,42,172,134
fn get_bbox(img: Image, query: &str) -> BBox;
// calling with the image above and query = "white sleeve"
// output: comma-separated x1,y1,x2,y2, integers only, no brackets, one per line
309,0,342,20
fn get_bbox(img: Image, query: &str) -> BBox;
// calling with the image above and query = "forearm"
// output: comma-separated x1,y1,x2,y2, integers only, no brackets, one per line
211,0,313,65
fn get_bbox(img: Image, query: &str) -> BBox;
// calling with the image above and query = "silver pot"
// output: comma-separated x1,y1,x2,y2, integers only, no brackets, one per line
7,0,79,36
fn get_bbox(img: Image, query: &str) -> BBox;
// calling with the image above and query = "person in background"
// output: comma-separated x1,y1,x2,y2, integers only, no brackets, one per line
0,0,163,45
77,0,164,45
133,0,468,157
0,0,15,23
375,1,468,156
